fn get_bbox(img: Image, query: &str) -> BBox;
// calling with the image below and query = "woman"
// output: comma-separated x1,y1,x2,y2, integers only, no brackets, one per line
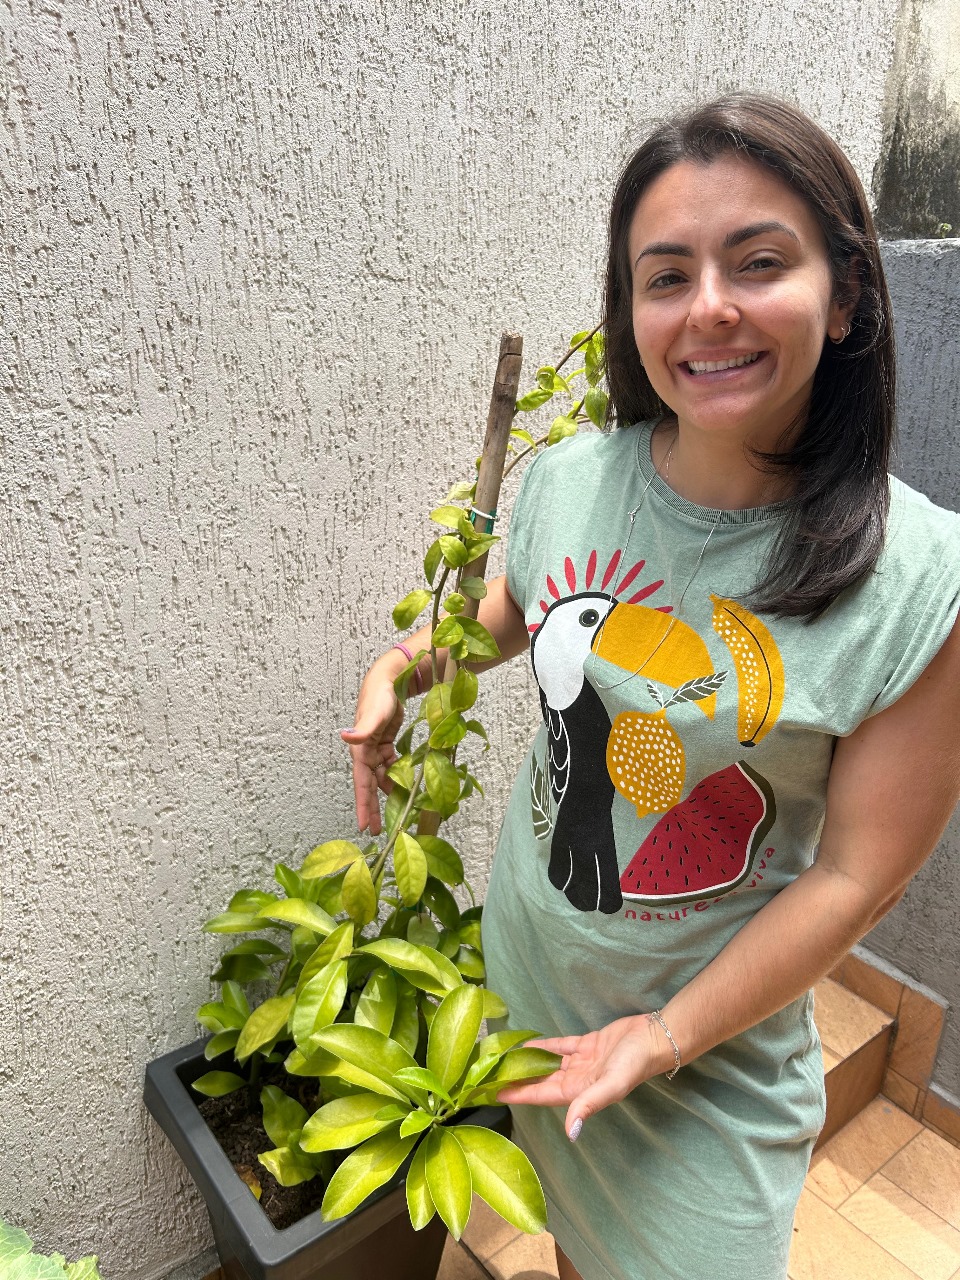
344,95,960,1280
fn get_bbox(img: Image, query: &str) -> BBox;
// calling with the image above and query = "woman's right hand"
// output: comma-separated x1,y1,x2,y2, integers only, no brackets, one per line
341,654,408,835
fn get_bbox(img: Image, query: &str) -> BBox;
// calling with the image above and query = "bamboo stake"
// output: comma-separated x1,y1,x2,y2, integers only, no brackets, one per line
417,330,523,838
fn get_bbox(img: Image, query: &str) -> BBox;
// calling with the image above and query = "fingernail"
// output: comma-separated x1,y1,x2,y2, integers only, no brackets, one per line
340,727,355,735
568,1117,583,1143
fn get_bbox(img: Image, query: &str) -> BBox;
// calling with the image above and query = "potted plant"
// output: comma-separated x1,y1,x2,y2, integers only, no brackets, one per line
144,326,608,1280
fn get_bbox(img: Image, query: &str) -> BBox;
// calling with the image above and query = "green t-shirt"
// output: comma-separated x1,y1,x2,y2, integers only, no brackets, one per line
482,420,960,1280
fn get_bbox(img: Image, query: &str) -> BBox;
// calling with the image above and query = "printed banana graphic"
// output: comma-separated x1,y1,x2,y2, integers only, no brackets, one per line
710,596,785,748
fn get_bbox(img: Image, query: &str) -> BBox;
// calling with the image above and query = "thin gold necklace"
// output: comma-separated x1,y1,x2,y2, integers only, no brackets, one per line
592,427,722,691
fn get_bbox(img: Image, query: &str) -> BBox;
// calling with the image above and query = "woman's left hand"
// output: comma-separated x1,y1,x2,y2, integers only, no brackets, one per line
495,1013,674,1141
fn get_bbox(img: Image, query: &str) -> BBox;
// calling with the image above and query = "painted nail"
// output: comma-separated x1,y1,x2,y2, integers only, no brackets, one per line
568,1117,583,1143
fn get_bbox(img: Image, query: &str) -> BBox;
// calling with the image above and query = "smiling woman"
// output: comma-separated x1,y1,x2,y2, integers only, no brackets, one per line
345,95,960,1280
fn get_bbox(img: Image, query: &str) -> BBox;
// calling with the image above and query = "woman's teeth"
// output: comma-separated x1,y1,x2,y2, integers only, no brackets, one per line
687,352,761,374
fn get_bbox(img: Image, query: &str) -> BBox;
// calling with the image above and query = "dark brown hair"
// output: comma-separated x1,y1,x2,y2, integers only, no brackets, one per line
603,93,895,621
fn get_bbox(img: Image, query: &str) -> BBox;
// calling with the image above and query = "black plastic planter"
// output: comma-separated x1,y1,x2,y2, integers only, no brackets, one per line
144,1039,511,1280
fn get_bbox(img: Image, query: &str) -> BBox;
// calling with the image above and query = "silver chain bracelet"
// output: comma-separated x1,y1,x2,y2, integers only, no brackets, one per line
649,1009,681,1080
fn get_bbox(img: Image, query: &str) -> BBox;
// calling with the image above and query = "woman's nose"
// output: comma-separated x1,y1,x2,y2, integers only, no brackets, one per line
686,268,740,329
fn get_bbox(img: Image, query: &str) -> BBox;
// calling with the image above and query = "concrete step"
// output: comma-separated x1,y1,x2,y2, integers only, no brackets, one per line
813,976,895,1150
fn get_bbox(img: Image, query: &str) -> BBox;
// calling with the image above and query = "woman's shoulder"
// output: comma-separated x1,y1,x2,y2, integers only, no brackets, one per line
880,474,960,573
519,423,645,489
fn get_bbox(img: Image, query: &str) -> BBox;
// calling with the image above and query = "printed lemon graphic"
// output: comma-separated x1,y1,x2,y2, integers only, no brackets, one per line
592,604,719,719
606,708,685,818
711,596,785,748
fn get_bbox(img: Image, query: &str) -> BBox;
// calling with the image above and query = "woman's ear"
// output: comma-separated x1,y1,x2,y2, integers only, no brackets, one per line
828,257,863,343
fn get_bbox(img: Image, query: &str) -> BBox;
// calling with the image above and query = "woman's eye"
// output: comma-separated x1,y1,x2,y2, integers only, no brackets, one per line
649,271,685,290
744,256,780,273
579,609,600,627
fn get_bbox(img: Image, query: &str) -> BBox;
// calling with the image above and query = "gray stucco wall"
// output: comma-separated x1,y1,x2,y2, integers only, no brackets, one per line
867,240,960,1087
3,1,956,1277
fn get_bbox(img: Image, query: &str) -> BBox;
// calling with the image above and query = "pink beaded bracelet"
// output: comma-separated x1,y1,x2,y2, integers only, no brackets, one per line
393,643,423,695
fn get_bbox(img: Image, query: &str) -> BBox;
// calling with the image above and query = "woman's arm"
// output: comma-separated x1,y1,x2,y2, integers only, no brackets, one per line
342,574,529,833
500,611,960,1136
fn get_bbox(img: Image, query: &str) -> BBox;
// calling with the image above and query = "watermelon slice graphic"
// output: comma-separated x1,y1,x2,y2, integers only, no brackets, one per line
620,761,776,905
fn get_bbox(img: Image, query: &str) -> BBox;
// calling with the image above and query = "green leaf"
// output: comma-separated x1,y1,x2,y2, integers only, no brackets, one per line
393,1066,454,1107
203,911,264,934
425,1127,472,1241
390,978,421,1056
302,840,364,879
204,1029,241,1060
274,862,305,898
291,958,349,1051
438,535,469,569
466,1047,561,1103
310,1024,418,1099
457,920,483,951
450,667,478,712
432,616,464,648
228,889,278,913
359,937,462,996
64,1259,105,1280
197,1001,247,1033
457,617,501,660
424,751,461,818
475,1029,537,1059
464,719,488,745
296,922,355,994
355,964,398,1035
585,386,609,428
510,426,537,449
548,415,578,445
394,832,429,907
585,334,603,386
461,1052,501,1090
480,989,508,1020
417,835,465,885
443,592,466,614
393,589,433,629
234,994,296,1062
399,1109,434,1139
430,504,463,529
422,878,461,931
437,928,460,959
393,650,428,701
460,576,487,600
342,857,378,927
260,1084,310,1148
427,981,484,1091
423,540,443,585
516,386,553,411
454,946,485,980
257,898,337,936
383,784,411,836
462,532,499,564
258,1146,319,1187
301,1092,404,1152
423,682,452,730
222,939,285,959
428,711,467,749
453,1126,547,1234
447,480,476,501
405,1139,436,1230
313,869,347,915
212,953,272,984
221,980,251,1015
407,914,440,949
191,1071,247,1097
321,1126,417,1220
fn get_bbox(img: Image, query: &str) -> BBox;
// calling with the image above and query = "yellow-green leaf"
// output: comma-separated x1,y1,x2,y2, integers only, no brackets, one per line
424,1128,472,1241
405,1137,436,1230
234,994,296,1062
296,922,355,995
424,751,460,818
301,1092,405,1152
417,835,465,885
256,898,336,936
355,964,398,1036
301,840,364,879
427,982,484,1092
260,1084,309,1148
191,1071,246,1097
393,589,433,629
359,937,462,996
321,1126,417,1219
257,1146,318,1187
291,959,349,1052
309,1024,418,1100
342,857,377,927
452,1126,547,1234
394,832,429,907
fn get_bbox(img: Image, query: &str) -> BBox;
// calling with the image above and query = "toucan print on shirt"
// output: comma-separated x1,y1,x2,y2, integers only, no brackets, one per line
527,552,783,916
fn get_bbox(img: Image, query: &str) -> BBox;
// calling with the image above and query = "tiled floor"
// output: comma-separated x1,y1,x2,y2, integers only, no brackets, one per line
438,1097,960,1280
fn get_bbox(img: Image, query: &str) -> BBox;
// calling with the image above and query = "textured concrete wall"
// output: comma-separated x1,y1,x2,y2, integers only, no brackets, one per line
866,241,960,1090
0,0,913,1275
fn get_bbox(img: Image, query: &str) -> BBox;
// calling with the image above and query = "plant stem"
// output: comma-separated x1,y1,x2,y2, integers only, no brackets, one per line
502,434,549,479
370,760,426,881
555,321,602,374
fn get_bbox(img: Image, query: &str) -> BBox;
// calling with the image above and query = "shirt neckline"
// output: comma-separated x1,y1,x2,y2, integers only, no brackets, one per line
634,420,792,527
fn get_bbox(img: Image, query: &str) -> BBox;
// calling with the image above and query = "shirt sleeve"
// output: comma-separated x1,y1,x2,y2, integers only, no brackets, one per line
866,502,960,717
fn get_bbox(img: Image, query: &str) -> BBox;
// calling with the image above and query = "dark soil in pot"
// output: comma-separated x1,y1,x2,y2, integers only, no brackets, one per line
197,1068,324,1230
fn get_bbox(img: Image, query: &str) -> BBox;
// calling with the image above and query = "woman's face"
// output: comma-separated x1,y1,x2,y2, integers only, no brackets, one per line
627,154,851,446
